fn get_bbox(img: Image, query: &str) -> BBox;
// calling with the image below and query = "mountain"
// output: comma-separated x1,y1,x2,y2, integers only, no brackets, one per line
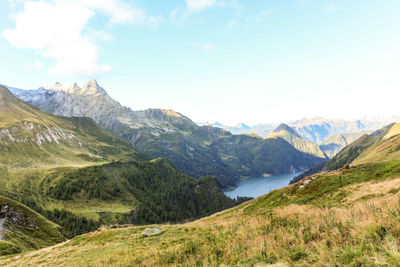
0,195,65,256
216,117,399,143
0,85,140,168
290,123,399,184
9,81,325,187
352,123,400,165
290,117,400,144
319,130,371,158
267,123,327,159
6,145,400,266
0,85,236,240
210,133,326,177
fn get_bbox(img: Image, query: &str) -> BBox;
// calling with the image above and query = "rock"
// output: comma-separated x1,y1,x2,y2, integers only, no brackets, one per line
142,228,163,237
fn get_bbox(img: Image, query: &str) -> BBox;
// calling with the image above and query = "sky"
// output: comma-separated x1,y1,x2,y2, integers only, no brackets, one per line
1,0,400,125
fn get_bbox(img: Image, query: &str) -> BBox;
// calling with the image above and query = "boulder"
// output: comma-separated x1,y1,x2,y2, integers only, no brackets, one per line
142,228,163,237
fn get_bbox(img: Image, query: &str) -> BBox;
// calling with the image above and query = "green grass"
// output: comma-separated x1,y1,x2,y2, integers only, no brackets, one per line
4,160,400,266
252,160,400,210
0,195,65,255
0,160,235,240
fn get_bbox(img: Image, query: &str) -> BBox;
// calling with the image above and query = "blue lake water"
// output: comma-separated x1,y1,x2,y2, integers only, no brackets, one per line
224,173,301,199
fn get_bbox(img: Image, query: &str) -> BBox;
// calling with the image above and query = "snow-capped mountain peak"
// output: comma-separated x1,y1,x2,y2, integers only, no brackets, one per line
42,80,106,96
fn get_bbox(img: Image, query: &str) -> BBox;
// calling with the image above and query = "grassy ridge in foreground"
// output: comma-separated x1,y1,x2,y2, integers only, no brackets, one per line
4,161,400,266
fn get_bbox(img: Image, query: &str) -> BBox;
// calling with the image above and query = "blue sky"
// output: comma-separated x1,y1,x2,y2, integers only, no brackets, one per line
1,0,400,125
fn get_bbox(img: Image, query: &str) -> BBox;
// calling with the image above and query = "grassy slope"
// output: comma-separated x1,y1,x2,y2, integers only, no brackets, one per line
0,195,65,256
268,130,327,159
1,160,235,225
4,160,400,266
353,124,400,165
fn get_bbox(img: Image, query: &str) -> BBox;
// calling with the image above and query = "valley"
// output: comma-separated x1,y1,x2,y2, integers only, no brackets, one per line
1,81,400,265
9,82,327,187
4,155,400,266
0,85,236,252
1,1,399,265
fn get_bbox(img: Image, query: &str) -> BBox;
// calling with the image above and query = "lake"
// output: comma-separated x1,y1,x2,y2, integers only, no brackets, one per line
224,173,301,199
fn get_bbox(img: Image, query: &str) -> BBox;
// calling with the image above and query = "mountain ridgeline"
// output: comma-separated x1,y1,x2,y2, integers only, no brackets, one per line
290,122,400,184
10,81,326,187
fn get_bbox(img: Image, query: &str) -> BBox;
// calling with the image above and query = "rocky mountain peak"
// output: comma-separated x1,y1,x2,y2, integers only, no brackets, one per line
41,80,107,96
81,79,107,96
273,123,300,137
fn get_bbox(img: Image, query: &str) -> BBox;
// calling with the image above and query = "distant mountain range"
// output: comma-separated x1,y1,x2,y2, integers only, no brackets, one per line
204,117,400,158
290,122,400,184
8,81,326,187
204,117,400,142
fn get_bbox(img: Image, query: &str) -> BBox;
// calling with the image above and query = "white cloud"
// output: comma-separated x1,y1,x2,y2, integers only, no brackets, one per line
2,0,157,77
193,42,215,52
25,60,44,69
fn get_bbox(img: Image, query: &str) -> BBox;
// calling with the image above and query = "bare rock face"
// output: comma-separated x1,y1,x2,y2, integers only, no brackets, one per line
0,122,76,146
10,80,196,133
142,228,163,237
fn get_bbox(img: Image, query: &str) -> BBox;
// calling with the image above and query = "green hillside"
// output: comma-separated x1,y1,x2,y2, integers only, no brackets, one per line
211,134,326,177
353,123,400,165
0,195,65,256
4,159,400,266
1,160,235,230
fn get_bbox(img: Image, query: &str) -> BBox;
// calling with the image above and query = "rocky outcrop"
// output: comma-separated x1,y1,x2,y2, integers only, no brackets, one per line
0,122,76,146
142,228,163,237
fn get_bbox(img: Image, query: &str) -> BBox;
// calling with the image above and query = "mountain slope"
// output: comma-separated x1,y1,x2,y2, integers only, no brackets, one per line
352,123,400,165
290,123,398,183
0,84,236,237
210,134,326,177
3,160,236,228
9,82,325,187
5,159,400,266
0,195,65,256
267,123,327,159
0,85,140,169
319,130,371,158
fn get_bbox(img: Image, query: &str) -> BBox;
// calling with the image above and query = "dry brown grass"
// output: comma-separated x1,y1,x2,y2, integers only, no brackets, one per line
3,171,400,266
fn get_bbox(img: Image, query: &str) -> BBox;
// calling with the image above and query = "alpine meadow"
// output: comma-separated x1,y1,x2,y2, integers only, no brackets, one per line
1,1,400,266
